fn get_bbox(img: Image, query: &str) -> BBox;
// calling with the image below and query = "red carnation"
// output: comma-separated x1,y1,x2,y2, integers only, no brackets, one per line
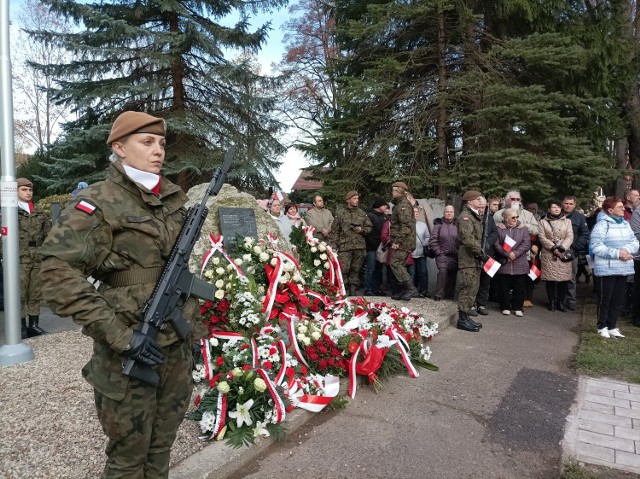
318,359,327,370
262,361,273,370
269,347,278,355
301,366,308,375
318,345,328,355
309,353,319,361
242,364,252,370
348,342,358,353
309,304,319,313
331,348,341,357
215,356,224,366
327,358,335,366
305,346,316,355
315,340,323,347
217,300,231,312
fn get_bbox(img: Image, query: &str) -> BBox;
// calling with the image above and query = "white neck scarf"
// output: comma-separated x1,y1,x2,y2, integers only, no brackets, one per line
122,164,160,191
18,201,31,213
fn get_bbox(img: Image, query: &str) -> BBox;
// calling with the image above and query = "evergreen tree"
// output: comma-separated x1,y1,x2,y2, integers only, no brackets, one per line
28,0,288,193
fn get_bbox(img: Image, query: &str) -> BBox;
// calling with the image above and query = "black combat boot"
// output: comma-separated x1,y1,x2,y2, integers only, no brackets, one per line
21,318,29,339
28,315,45,336
456,311,480,332
399,281,419,300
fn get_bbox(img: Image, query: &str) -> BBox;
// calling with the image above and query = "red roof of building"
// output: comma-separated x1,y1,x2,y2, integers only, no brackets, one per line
291,169,326,191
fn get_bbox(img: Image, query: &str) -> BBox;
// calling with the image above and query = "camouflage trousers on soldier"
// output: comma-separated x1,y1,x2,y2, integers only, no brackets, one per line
93,339,193,479
20,257,42,317
458,267,481,313
389,249,410,284
338,249,365,289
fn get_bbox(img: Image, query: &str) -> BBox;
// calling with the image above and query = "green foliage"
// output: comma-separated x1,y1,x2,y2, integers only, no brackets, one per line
37,193,72,217
29,0,288,192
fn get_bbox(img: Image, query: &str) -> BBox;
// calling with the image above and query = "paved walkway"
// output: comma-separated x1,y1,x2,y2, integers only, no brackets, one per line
564,377,640,474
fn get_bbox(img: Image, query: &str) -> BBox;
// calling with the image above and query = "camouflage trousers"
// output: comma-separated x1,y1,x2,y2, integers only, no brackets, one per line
20,257,42,317
338,249,365,288
458,267,481,313
390,249,410,284
93,339,193,479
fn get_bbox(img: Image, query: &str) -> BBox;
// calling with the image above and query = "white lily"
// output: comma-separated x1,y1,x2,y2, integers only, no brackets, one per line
228,399,254,427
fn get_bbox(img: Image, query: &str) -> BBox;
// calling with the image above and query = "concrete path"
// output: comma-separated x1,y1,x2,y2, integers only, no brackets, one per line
564,377,640,474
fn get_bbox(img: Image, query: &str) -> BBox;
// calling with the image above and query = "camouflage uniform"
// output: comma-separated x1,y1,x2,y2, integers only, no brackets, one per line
457,204,484,313
17,205,51,317
329,205,372,290
40,161,198,478
389,195,416,284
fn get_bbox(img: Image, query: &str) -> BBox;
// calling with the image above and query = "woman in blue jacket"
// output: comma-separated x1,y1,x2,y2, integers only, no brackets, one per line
590,196,639,338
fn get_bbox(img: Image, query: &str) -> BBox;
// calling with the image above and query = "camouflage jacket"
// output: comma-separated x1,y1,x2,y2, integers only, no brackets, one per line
4,205,51,261
40,161,198,355
457,204,483,268
390,195,416,252
329,205,372,251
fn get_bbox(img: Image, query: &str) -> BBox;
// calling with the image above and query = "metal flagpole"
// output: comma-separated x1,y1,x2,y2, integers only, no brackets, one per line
0,0,34,365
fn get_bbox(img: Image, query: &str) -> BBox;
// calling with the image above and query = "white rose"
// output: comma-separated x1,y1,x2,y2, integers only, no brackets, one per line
234,258,243,266
283,263,293,272
302,336,311,346
317,270,323,277
204,270,213,279
320,253,327,260
297,325,307,334
215,279,225,289
244,237,254,245
254,246,262,254
324,262,330,269
318,244,326,252
310,246,318,253
270,258,278,266
209,337,219,347
226,283,233,290
212,257,220,265
214,289,225,300
243,254,252,262
311,331,321,340
215,267,225,275
259,252,269,262
314,259,321,266
227,264,234,271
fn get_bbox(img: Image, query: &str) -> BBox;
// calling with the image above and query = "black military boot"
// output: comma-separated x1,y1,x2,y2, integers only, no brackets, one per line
28,315,45,336
399,281,419,300
21,318,29,340
456,311,480,332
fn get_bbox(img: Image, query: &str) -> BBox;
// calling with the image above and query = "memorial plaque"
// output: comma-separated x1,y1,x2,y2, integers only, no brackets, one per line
218,207,258,250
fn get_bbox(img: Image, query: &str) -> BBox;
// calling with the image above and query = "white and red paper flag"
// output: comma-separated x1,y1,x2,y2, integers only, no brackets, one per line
528,263,541,281
483,257,501,277
503,235,516,252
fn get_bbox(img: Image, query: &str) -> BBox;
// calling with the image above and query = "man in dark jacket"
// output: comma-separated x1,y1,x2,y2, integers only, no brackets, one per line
474,196,498,316
457,190,485,332
562,196,590,310
364,197,389,295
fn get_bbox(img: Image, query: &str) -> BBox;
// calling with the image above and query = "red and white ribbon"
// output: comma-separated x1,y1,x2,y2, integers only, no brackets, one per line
348,339,370,399
210,392,227,439
201,338,215,380
201,233,245,277
289,374,340,412
262,251,302,319
388,329,419,378
268,233,280,251
256,368,286,424
285,313,310,368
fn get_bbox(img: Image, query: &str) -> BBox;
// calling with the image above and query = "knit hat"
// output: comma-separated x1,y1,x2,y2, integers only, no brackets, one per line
17,178,33,188
107,111,166,145
77,181,88,189
372,197,387,209
345,190,359,200
462,190,482,201
392,181,409,191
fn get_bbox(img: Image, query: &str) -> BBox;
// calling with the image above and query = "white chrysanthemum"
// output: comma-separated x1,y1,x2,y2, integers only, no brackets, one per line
200,411,216,433
244,237,254,245
421,345,432,361
214,289,225,300
239,276,249,285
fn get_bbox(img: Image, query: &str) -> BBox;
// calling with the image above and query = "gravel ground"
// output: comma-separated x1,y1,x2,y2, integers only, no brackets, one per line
0,296,453,478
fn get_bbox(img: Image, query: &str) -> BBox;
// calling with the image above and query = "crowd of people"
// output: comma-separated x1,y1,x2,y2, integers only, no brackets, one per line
266,186,640,338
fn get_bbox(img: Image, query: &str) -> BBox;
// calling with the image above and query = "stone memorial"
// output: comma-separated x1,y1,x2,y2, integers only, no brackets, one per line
218,207,258,251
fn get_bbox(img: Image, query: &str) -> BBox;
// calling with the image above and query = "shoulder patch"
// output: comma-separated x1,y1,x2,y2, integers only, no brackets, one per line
76,200,96,215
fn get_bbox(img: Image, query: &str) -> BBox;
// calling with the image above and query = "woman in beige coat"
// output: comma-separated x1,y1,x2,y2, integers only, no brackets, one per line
539,200,574,311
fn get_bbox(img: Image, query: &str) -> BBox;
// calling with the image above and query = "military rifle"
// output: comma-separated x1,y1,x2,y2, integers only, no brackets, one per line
122,146,235,386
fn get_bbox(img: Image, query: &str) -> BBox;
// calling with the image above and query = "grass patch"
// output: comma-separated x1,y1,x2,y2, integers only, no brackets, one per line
575,303,640,384
561,462,599,479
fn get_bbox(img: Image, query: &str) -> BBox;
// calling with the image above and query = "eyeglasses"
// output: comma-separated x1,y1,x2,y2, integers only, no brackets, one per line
510,216,519,219
510,198,521,201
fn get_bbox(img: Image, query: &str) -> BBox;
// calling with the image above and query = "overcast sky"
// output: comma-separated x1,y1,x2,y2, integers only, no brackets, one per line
7,0,305,193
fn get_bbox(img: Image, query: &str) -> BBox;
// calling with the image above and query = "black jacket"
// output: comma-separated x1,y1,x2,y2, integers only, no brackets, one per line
365,209,388,251
565,210,590,254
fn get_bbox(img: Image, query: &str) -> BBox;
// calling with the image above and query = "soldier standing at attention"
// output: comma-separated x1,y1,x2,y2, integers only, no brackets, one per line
389,182,418,300
457,190,486,332
14,178,51,338
39,111,199,478
329,190,372,296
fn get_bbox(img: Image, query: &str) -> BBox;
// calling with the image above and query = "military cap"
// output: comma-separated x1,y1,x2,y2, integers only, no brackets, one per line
345,190,359,200
107,111,166,145
462,190,482,201
392,181,409,191
17,178,33,188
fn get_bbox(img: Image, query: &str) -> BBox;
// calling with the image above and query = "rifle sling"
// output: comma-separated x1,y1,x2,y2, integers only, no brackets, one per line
101,266,164,287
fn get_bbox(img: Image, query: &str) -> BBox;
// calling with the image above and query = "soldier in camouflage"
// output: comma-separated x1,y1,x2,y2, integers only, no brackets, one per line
40,111,199,479
329,190,372,295
388,182,418,300
456,190,486,332
14,178,51,338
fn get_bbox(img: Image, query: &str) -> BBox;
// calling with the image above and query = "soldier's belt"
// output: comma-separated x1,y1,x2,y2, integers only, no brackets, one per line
101,266,163,287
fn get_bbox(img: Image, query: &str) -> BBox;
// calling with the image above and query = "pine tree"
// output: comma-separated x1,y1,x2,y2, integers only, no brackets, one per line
28,0,288,193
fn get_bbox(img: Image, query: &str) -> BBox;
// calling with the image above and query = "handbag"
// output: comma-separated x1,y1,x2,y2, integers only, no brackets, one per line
376,242,389,263
423,244,436,259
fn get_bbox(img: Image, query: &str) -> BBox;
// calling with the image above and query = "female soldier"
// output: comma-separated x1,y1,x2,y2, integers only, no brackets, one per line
40,111,198,478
